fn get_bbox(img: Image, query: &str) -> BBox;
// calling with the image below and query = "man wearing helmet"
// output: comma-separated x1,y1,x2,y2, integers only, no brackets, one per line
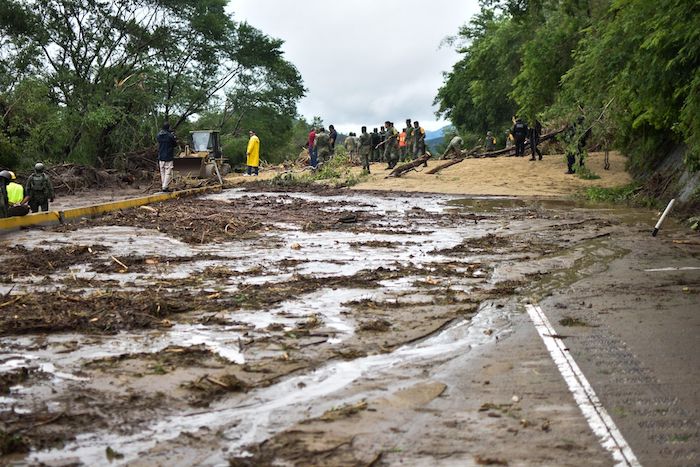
22,162,55,212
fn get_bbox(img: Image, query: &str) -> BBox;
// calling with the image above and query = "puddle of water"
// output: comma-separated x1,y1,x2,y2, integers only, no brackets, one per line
30,301,513,465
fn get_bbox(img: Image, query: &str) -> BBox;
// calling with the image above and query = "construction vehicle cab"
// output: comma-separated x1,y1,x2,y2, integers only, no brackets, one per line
174,130,231,178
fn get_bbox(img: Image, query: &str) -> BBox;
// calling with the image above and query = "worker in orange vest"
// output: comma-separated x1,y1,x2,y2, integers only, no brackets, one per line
398,128,408,162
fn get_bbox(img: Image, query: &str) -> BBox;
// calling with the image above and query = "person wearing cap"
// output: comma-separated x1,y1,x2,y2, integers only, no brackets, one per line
245,130,260,176
0,170,11,218
4,172,28,217
22,163,54,212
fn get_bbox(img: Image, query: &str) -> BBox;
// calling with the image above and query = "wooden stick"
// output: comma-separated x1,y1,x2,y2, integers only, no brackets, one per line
385,153,431,178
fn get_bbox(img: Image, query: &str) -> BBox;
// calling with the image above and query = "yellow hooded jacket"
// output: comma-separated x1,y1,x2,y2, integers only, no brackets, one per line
246,134,260,167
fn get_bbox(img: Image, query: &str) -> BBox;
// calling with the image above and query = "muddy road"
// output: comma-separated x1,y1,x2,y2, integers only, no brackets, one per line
0,186,698,466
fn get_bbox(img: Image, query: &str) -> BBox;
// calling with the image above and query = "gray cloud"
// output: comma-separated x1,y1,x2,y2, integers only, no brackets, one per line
228,0,479,132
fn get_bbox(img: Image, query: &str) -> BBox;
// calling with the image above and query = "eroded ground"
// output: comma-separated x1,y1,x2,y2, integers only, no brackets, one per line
0,186,697,466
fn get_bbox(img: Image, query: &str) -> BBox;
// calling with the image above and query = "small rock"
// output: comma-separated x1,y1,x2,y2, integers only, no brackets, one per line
512,395,520,403
290,242,302,250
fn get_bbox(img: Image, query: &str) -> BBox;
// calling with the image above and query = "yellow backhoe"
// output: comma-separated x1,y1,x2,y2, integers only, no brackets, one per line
173,130,231,178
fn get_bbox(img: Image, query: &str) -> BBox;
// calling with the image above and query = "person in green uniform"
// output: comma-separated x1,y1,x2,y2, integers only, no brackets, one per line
22,162,55,212
383,121,399,169
358,126,372,174
404,118,414,162
314,127,332,164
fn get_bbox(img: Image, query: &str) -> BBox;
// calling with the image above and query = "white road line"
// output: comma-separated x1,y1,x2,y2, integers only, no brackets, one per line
525,304,641,467
643,266,700,272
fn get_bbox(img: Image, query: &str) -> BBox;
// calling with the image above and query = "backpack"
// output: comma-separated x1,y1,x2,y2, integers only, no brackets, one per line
30,174,48,194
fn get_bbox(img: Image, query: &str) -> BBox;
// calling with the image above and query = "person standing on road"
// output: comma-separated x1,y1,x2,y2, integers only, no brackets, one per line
328,125,338,155
512,118,528,157
314,127,331,164
344,132,358,162
22,163,54,213
413,121,427,165
441,135,463,159
405,118,414,160
382,121,399,169
529,119,543,161
378,126,386,162
370,128,381,163
156,121,177,192
308,127,317,169
245,130,260,176
358,126,372,174
398,127,407,162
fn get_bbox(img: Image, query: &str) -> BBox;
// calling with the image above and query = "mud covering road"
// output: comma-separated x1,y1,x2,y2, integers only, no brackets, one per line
0,185,698,466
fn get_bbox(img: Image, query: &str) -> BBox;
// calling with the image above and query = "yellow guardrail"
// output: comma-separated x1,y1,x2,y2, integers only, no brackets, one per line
0,185,221,232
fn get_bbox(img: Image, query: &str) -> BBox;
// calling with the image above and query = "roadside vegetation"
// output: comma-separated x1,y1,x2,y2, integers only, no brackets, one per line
0,0,305,170
271,148,368,188
435,0,700,175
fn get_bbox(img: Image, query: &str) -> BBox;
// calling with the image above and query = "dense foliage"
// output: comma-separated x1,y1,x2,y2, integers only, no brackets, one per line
436,0,700,172
0,0,304,169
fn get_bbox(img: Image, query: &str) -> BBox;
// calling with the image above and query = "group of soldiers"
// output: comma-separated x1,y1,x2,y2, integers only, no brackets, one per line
0,162,55,219
310,119,427,174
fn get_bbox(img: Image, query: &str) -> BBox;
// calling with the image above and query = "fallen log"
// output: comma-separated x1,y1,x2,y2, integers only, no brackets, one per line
425,128,567,176
386,153,432,178
425,147,480,175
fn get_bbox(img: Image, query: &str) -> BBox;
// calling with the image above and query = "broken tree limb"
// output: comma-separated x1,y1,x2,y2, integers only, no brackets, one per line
426,147,480,174
472,128,567,159
386,153,432,178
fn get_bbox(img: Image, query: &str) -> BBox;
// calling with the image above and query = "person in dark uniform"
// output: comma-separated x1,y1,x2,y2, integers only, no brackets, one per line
370,128,381,162
511,118,528,157
529,119,543,161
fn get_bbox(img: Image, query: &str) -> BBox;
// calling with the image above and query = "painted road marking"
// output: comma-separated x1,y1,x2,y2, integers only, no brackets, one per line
526,304,641,467
643,266,700,272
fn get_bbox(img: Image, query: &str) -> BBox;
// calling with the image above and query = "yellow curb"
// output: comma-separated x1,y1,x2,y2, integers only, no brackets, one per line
0,185,221,232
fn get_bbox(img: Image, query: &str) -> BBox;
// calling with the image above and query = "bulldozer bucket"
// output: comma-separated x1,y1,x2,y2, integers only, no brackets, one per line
173,157,205,178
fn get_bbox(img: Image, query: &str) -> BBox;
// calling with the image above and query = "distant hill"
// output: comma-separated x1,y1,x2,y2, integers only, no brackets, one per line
424,125,453,152
424,125,453,141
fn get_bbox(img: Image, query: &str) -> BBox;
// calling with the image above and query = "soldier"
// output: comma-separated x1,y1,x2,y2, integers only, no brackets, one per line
511,118,529,157
529,119,543,161
344,132,358,162
413,121,426,162
0,170,11,218
405,118,414,161
22,162,55,212
441,135,463,159
370,128,381,162
378,126,386,162
382,121,399,169
358,126,372,173
314,127,332,164
484,131,496,151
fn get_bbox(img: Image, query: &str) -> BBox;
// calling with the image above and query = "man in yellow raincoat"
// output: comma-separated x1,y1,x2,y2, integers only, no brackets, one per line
244,130,260,176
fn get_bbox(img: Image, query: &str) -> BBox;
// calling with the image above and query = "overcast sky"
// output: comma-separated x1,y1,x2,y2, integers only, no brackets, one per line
228,0,480,133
